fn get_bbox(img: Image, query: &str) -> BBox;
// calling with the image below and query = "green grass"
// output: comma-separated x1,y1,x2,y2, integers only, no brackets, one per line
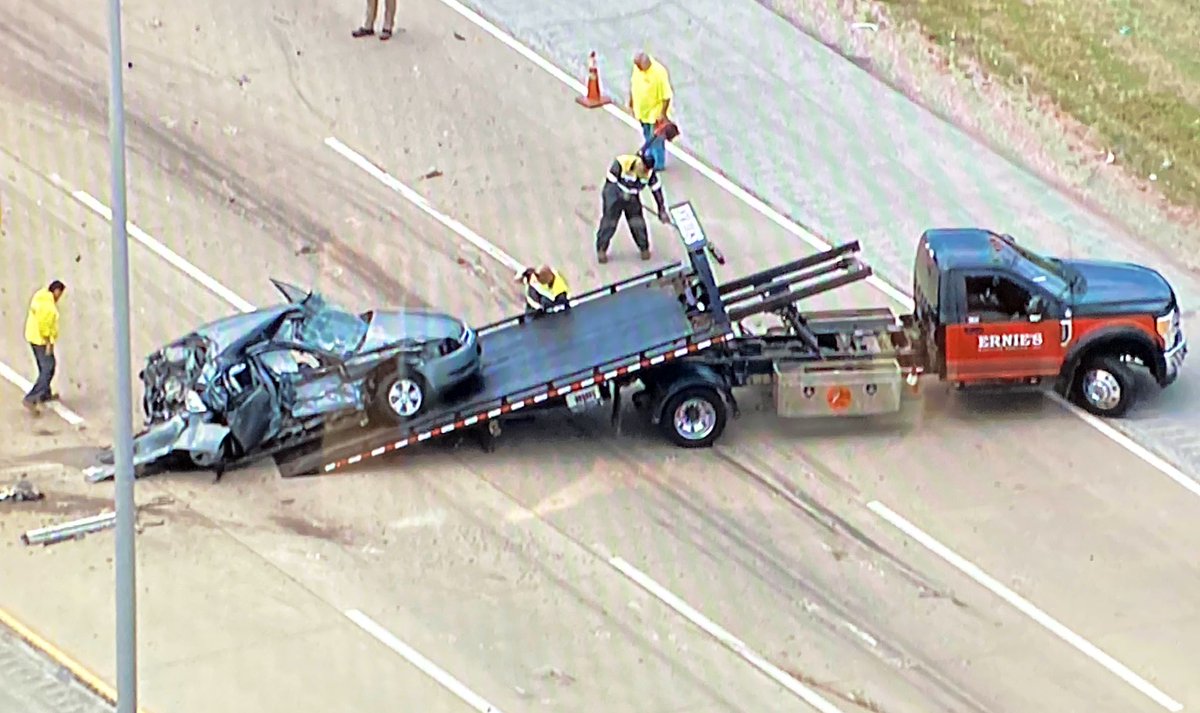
877,0,1200,211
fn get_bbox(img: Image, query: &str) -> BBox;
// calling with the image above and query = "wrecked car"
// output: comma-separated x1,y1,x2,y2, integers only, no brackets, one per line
84,279,482,482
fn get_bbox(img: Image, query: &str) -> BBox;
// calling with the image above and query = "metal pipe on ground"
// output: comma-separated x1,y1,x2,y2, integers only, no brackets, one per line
21,512,117,546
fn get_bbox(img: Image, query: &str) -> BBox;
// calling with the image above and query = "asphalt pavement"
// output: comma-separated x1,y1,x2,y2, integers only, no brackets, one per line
0,0,1196,712
455,0,1200,477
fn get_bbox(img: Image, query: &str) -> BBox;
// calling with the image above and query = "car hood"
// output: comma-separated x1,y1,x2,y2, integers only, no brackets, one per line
193,307,292,354
1060,259,1174,315
360,310,469,352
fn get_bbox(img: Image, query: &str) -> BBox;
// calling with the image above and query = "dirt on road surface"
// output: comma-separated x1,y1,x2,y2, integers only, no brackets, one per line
1,1,1197,713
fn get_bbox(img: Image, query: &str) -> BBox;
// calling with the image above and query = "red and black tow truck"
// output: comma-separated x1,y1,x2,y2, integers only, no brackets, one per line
276,202,1186,476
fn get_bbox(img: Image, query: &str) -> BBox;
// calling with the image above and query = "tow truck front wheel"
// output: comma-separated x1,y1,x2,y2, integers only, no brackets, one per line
660,386,727,448
1072,355,1136,417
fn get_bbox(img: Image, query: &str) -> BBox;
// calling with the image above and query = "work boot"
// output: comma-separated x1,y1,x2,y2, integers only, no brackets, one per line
639,249,651,261
597,250,608,264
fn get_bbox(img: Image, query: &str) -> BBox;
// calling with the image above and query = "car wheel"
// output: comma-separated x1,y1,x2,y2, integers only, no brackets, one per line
1072,354,1136,417
659,386,727,448
373,371,428,425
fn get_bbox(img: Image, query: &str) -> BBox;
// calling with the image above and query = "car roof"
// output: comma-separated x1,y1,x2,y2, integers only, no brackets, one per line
921,228,1014,270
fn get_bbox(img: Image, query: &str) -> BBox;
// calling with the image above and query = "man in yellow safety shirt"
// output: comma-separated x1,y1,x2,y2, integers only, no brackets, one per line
517,265,570,316
629,51,673,170
596,148,670,263
23,280,66,413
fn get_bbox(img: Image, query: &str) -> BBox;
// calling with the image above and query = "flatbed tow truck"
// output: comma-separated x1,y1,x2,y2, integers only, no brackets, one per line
275,201,1186,478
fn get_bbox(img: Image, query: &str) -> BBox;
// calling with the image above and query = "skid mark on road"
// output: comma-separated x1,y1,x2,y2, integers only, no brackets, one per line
868,501,1184,712
608,555,848,713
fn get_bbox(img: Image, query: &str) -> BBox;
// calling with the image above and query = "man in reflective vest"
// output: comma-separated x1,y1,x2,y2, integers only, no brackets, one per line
595,148,670,264
517,265,570,316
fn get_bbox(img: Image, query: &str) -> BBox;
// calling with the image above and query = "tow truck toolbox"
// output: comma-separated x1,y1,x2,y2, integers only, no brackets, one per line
271,206,1185,477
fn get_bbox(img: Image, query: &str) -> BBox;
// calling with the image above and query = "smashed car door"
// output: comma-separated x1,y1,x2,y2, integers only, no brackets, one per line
257,347,365,419
222,361,283,453
270,278,311,304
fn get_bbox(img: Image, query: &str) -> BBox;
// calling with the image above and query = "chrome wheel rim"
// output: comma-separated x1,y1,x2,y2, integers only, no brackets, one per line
673,397,717,441
388,378,424,417
1082,369,1122,412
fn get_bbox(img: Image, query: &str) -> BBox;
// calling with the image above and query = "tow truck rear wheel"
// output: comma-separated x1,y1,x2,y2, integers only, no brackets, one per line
1072,354,1136,417
660,386,727,448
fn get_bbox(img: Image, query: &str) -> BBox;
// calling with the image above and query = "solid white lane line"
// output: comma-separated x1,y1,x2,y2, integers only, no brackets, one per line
0,359,85,426
1045,392,1200,498
867,500,1184,712
608,555,848,713
428,0,1200,494
48,173,256,313
323,137,524,273
345,609,504,713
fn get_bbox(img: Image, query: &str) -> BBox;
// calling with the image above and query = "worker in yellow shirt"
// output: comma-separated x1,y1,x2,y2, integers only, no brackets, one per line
516,265,570,317
23,280,66,413
628,51,673,170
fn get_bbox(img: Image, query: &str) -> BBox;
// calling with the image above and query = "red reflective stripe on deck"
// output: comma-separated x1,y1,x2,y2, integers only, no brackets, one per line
316,331,735,473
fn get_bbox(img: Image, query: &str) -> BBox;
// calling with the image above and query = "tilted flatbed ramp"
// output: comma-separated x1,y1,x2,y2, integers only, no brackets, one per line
275,261,734,477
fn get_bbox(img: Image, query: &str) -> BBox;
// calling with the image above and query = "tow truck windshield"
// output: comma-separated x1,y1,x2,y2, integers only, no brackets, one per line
999,234,1085,298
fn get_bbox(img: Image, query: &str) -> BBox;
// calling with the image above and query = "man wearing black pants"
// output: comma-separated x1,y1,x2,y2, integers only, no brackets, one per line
595,149,670,264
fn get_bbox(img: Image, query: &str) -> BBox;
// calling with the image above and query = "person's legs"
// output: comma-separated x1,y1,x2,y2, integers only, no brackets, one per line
595,185,624,261
380,0,397,38
623,199,651,258
353,0,377,36
24,344,54,405
651,132,667,169
642,122,666,169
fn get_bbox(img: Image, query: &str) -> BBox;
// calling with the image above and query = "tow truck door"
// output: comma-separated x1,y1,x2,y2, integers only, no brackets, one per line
944,269,1066,381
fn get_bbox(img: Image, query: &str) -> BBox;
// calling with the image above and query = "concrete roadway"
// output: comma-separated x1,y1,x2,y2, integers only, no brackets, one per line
0,1,1196,712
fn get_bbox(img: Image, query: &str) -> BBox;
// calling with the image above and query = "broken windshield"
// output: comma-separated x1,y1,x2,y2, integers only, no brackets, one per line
295,294,368,357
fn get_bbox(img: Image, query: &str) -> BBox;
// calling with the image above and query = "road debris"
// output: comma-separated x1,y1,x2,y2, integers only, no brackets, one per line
0,480,43,503
420,167,444,180
453,31,466,41
21,512,116,546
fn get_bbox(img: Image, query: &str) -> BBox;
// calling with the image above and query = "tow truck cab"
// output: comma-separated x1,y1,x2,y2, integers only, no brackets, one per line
912,228,1187,416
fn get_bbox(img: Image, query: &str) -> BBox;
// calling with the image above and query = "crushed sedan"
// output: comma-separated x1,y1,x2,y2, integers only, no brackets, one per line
84,279,482,482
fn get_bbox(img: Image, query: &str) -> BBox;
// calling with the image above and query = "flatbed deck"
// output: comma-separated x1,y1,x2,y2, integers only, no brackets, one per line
274,263,733,477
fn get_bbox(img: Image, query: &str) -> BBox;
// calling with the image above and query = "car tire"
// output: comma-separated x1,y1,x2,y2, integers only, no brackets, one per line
373,370,429,425
659,386,727,448
1071,354,1136,418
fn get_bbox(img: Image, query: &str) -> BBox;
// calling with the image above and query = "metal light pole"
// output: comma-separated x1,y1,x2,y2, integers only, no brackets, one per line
106,0,139,710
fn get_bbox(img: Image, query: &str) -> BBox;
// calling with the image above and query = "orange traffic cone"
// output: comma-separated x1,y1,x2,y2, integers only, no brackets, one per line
575,51,612,109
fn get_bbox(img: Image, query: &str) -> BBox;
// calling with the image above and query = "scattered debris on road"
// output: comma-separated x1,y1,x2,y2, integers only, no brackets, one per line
21,512,116,546
19,495,176,546
420,167,443,180
0,479,44,503
453,31,466,41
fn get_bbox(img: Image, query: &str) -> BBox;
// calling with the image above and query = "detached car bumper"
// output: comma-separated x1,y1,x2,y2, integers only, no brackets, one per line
83,415,232,483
